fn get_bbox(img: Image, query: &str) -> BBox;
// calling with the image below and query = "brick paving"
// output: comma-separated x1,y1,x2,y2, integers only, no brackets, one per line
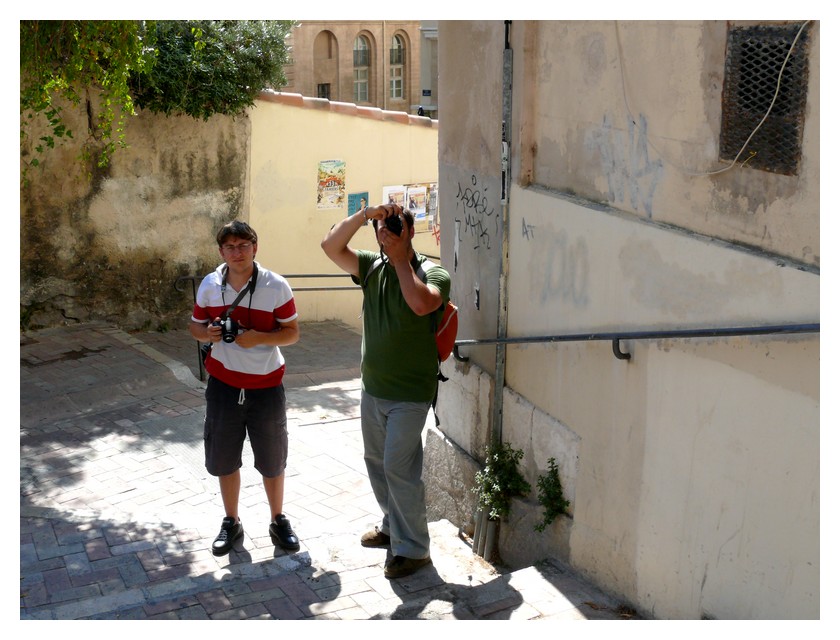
19,321,638,620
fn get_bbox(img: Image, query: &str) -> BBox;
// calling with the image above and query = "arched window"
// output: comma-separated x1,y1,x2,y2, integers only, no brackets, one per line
353,35,370,103
313,30,338,100
389,35,408,100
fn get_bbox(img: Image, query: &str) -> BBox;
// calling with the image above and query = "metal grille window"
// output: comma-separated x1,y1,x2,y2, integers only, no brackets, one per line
317,83,331,100
719,23,811,175
353,36,370,67
390,35,407,65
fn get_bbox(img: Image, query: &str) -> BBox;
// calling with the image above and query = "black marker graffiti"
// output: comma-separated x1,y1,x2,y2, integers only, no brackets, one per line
454,174,498,250
522,218,536,240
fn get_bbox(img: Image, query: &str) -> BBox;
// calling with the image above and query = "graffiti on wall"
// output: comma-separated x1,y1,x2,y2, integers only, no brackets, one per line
522,217,536,240
587,113,663,218
453,174,499,251
534,225,590,307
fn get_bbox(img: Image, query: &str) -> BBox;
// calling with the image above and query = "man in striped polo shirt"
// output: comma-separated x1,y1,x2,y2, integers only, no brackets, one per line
189,220,301,556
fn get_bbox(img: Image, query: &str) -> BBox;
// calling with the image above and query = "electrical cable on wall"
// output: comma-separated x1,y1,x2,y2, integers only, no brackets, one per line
614,20,811,177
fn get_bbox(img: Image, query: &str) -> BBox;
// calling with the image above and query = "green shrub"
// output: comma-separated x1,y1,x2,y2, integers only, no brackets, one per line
473,442,531,521
534,457,570,532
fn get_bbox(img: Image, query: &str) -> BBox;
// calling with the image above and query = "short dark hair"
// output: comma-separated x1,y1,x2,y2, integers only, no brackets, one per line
217,220,258,246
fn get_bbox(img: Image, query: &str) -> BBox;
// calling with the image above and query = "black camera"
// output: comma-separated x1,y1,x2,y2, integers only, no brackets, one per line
383,214,403,235
212,317,239,343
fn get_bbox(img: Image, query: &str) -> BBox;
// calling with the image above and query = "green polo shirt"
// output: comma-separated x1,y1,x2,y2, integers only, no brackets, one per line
353,250,451,402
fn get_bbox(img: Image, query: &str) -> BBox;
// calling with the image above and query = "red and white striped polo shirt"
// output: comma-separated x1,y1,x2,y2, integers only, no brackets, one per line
192,262,297,389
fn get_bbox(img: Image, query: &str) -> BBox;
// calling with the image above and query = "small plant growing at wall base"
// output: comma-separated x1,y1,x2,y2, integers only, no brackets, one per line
534,457,570,532
473,442,531,521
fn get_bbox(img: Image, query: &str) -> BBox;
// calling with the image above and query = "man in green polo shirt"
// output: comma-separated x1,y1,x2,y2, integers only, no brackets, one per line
321,202,450,579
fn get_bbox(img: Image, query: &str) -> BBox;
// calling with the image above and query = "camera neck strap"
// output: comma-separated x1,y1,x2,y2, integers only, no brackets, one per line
220,262,259,320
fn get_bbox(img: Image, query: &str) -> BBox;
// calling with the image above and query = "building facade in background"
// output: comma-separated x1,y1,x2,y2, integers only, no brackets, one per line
283,21,439,119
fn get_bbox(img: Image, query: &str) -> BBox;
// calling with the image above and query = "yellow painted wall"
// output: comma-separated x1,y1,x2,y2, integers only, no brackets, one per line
248,92,440,331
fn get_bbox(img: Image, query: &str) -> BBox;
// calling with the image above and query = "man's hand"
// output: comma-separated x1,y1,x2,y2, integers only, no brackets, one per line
234,329,260,348
207,318,223,343
376,206,411,264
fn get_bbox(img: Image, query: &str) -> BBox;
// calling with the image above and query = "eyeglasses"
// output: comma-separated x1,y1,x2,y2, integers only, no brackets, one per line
221,242,254,253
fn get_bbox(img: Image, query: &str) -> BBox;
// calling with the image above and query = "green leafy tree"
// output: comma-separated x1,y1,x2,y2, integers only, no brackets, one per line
130,20,294,120
20,20,155,175
20,20,294,179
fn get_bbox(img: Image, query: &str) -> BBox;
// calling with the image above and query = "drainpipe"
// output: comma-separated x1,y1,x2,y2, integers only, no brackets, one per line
475,20,514,562
493,20,513,447
383,21,387,110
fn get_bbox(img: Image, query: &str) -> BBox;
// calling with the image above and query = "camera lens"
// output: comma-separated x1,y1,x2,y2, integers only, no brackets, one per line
384,215,403,235
221,318,238,342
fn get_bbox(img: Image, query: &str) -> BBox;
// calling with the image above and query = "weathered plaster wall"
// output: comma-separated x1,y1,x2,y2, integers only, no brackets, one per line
518,20,819,267
20,92,249,331
433,20,819,620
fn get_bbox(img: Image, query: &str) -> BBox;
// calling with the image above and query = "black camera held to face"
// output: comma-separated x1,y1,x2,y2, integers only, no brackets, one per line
212,317,240,343
383,213,403,236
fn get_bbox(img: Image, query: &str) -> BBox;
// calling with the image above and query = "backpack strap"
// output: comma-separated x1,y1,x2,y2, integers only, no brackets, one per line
361,256,386,289
415,258,449,426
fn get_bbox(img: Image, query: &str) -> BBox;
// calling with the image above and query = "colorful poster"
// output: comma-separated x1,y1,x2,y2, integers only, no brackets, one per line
382,185,407,209
317,160,346,209
348,192,369,217
375,183,438,232
428,184,438,225
407,186,428,217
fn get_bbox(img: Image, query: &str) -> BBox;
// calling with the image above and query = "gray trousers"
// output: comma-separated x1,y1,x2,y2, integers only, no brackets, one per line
360,390,431,559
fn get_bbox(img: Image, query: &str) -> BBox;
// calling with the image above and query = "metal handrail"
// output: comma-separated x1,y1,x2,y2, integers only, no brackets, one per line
281,273,356,291
452,322,820,362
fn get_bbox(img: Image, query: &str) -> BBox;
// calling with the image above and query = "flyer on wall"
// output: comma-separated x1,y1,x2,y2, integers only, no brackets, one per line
317,160,346,209
348,192,369,217
382,185,407,209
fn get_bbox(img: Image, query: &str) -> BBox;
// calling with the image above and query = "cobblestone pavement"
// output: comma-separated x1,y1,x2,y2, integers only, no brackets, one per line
20,321,638,621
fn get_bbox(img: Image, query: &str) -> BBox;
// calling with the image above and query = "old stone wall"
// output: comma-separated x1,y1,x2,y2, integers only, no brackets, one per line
20,91,250,331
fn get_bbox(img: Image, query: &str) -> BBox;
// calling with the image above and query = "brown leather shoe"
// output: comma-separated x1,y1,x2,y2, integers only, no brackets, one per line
384,555,432,579
360,527,391,548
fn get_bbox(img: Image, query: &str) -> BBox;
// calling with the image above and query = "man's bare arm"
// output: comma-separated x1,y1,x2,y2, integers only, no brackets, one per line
321,207,383,277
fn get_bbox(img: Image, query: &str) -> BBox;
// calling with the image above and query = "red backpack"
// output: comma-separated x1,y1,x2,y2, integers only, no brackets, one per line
364,256,457,359
435,298,459,362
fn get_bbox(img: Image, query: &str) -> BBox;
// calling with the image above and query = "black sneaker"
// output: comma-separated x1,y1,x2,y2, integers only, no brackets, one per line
269,514,300,552
211,516,243,556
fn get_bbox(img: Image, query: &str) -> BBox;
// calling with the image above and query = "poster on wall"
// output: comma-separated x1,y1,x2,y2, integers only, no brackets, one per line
376,183,438,233
348,192,369,217
407,186,428,227
407,187,427,215
428,184,438,225
317,160,346,209
382,185,407,209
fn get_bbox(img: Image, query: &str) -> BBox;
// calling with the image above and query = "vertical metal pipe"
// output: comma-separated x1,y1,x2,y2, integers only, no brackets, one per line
476,20,514,565
383,21,387,109
492,22,513,447
483,519,498,562
474,509,488,557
